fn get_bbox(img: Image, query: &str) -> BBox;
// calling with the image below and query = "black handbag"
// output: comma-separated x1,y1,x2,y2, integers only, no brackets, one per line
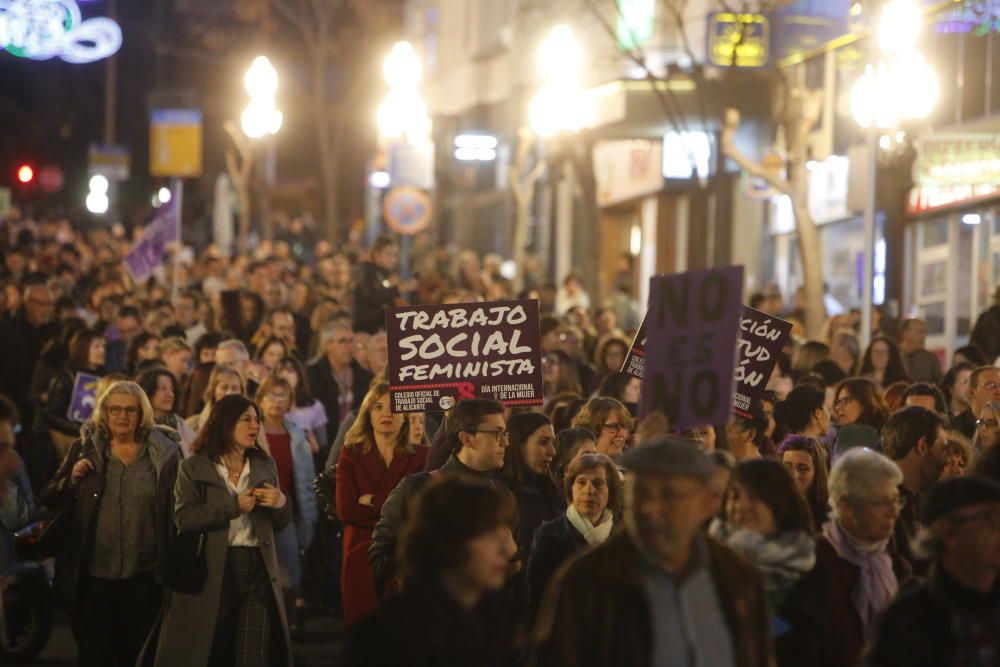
163,530,207,594
312,466,342,529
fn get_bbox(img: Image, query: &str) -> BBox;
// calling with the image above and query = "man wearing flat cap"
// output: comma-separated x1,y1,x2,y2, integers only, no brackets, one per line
863,475,1000,667
529,436,774,667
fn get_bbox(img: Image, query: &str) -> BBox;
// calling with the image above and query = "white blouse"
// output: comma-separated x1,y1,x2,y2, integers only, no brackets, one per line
214,459,258,547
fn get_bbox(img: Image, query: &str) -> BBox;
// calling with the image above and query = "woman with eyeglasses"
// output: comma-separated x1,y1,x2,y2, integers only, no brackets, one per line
41,381,182,667
571,397,633,457
778,435,830,531
255,375,317,639
972,402,1000,454
777,448,910,667
832,378,889,432
499,412,561,562
335,382,427,626
147,394,292,667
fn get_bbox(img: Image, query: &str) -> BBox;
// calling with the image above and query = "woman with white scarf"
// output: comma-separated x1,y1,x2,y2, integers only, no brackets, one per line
527,453,620,619
776,447,910,667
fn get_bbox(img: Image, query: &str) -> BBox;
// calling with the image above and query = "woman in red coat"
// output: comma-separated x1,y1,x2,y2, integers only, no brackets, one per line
335,382,428,626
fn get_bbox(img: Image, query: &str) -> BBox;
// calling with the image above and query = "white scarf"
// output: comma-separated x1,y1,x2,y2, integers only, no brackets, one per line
566,504,614,545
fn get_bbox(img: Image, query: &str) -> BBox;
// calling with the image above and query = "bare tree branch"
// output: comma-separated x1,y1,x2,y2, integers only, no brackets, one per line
720,108,789,194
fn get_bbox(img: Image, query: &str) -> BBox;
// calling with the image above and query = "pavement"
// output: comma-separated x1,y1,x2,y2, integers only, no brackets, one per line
30,609,345,666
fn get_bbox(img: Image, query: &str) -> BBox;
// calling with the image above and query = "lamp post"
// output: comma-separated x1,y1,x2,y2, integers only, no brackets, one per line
851,0,937,347
375,41,432,279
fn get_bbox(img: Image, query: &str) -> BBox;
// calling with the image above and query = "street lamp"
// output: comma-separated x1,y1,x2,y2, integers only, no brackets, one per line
241,56,283,139
529,25,591,137
851,0,936,347
377,41,431,145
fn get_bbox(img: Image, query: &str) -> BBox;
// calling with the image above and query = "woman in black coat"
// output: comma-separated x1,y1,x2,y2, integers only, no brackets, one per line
527,453,621,617
43,328,105,457
344,476,519,667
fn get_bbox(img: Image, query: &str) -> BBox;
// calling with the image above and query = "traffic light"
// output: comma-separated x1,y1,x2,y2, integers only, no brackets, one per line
16,164,33,184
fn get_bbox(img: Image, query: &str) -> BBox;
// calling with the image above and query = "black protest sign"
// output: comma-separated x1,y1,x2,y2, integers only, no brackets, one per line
385,299,543,413
621,314,648,379
639,266,744,431
732,307,792,419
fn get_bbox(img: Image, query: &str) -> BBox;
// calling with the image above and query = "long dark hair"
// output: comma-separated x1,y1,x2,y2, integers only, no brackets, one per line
729,458,815,536
135,367,179,415
67,328,103,370
778,435,830,530
549,427,596,488
773,385,825,441
275,355,315,406
859,336,909,386
399,476,517,590
501,412,555,492
190,394,262,461
833,377,889,431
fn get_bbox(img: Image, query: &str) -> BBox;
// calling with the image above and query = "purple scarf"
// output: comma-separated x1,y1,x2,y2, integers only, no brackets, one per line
822,520,898,634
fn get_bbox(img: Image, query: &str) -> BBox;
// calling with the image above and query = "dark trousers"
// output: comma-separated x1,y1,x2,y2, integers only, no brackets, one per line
77,571,161,667
210,547,279,667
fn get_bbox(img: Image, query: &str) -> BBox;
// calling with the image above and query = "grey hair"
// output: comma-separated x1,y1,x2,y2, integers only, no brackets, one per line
320,321,353,346
828,447,903,518
90,380,156,442
368,332,387,350
216,339,249,361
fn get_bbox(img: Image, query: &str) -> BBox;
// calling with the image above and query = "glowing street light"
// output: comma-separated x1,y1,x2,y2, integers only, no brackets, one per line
86,174,109,214
530,25,591,137
376,41,431,144
241,56,283,139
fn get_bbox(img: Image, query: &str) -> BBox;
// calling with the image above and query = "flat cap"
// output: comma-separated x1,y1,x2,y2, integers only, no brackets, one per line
618,436,714,483
920,475,1000,524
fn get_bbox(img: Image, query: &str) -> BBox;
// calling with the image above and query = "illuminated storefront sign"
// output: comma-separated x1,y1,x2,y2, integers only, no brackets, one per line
935,0,1000,35
915,134,1000,187
708,13,769,68
0,0,122,63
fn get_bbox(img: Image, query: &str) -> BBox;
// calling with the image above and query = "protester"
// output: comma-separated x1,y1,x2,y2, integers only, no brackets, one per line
41,381,181,667
352,236,413,334
773,385,830,445
829,330,860,377
897,318,942,384
308,323,373,438
791,341,830,381
570,397,632,458
275,355,327,456
335,382,427,626
881,406,948,572
369,399,508,594
185,364,245,434
951,365,1000,440
969,284,1000,361
592,334,630,387
548,427,597,489
43,328,106,458
0,394,32,574
500,412,561,559
725,407,774,460
832,378,889,432
779,435,830,531
135,367,197,456
777,448,909,667
148,394,292,667
527,453,619,617
255,335,290,373
158,336,193,383
858,337,909,388
899,382,948,418
541,349,582,398
862,476,1000,667
256,375,318,638
530,436,773,667
940,360,974,418
940,431,974,479
127,332,161,375
344,477,519,667
0,282,58,428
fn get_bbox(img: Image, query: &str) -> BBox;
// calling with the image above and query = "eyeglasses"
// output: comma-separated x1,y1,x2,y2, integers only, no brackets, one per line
602,422,629,434
980,381,1000,390
975,418,998,428
833,397,858,409
469,429,510,443
106,406,140,417
265,393,290,403
857,495,904,511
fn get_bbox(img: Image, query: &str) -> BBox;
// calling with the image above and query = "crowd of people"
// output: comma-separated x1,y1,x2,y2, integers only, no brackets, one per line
0,210,997,667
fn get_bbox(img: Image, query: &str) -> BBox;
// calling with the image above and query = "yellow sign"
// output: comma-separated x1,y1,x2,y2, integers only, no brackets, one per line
708,13,769,68
150,109,203,178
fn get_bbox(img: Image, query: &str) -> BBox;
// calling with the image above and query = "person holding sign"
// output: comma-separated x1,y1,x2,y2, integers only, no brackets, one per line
43,328,105,460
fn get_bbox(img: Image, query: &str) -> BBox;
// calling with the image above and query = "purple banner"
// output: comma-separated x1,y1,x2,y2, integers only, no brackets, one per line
67,372,101,423
621,314,648,379
122,198,179,283
732,307,792,419
639,267,744,430
386,299,543,413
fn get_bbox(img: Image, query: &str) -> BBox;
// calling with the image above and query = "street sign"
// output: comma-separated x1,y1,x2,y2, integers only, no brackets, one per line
383,187,432,235
708,13,770,68
150,109,203,178
387,140,435,190
89,143,131,181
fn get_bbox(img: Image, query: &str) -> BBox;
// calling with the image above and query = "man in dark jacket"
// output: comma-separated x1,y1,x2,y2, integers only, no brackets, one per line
369,399,507,592
529,437,774,667
307,322,372,448
0,282,58,426
952,365,1000,440
351,236,415,334
882,406,948,572
970,286,1000,362
863,476,1000,667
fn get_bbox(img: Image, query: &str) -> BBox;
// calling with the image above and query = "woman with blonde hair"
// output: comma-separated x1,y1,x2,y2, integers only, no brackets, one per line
185,365,245,433
41,381,182,667
335,382,428,626
571,396,633,457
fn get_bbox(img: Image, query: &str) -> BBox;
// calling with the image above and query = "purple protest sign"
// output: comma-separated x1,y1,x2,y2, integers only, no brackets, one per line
621,314,648,379
639,266,744,430
732,307,792,419
386,299,543,413
122,198,179,283
67,372,101,423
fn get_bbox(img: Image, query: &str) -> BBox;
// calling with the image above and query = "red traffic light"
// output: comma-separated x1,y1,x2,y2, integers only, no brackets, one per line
17,165,34,184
